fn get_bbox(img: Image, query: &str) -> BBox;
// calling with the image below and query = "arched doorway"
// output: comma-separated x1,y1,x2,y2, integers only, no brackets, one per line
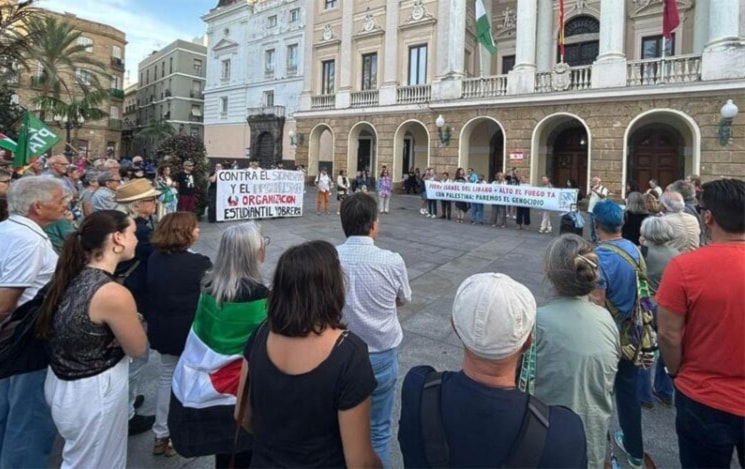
347,122,378,177
308,124,334,177
561,15,600,66
254,132,274,168
393,120,430,183
458,117,506,180
623,110,700,197
628,125,684,191
531,113,591,190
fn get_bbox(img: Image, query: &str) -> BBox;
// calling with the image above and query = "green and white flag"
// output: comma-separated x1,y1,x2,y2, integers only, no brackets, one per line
0,133,17,153
13,111,61,168
475,0,497,55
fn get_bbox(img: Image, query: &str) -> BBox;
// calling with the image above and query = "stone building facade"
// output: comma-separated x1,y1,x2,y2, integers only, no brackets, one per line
10,10,126,159
293,0,745,196
202,0,305,166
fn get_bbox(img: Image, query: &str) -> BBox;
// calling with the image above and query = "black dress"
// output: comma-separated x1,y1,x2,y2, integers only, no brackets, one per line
622,212,648,246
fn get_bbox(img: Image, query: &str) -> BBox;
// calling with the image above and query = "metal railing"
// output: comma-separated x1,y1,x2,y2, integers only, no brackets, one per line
108,118,122,130
311,94,335,110
246,105,286,118
350,90,379,107
462,75,508,98
110,88,125,99
626,54,702,86
396,84,431,104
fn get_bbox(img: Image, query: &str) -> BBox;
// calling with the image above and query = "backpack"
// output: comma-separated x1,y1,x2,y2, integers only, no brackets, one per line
421,370,549,468
597,243,657,368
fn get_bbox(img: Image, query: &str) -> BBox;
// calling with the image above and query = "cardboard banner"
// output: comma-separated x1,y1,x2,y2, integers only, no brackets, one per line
425,180,578,212
216,169,305,222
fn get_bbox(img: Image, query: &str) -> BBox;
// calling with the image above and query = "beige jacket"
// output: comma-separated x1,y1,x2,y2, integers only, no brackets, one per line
664,212,701,252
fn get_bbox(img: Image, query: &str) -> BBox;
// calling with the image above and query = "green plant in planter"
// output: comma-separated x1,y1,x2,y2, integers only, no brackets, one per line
157,135,209,218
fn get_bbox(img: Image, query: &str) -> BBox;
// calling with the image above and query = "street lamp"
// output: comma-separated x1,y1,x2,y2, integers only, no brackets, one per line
53,112,85,160
718,99,739,146
435,114,451,145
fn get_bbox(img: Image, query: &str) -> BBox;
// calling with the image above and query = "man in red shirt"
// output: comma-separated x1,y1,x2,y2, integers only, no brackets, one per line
657,178,745,468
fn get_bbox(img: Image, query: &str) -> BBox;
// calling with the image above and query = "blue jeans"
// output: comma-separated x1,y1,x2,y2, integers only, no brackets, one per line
369,348,399,469
471,204,484,223
675,389,744,468
615,358,644,460
128,345,150,419
637,356,674,404
0,370,57,468
589,213,598,242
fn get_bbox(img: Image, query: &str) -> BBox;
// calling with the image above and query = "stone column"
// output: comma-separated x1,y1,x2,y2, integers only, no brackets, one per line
298,2,315,111
507,0,537,94
692,0,710,54
702,0,745,80
535,0,554,72
591,0,627,88
379,0,400,106
432,0,466,100
336,3,354,109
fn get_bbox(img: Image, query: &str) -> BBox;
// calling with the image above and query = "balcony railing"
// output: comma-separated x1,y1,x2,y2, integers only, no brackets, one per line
189,90,203,99
396,84,431,104
535,65,592,93
627,54,702,87
350,90,379,108
110,88,124,99
111,57,125,71
311,94,335,110
247,105,286,118
109,118,122,130
463,75,508,98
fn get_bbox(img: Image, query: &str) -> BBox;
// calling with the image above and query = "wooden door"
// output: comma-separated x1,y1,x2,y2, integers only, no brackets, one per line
255,132,274,169
630,128,683,191
551,127,588,187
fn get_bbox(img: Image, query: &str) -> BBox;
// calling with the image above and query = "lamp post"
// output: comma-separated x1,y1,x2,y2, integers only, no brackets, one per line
53,112,85,160
719,99,739,146
435,114,452,146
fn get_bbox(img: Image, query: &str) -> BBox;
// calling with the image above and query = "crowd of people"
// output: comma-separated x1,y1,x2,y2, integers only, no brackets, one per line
0,148,743,469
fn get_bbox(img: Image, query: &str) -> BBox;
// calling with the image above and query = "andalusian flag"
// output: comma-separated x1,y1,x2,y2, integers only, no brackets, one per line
172,293,267,408
13,111,61,168
475,0,497,55
0,133,17,153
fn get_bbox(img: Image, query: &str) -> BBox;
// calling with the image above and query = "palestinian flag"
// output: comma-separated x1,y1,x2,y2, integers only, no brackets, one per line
0,133,17,153
172,293,267,408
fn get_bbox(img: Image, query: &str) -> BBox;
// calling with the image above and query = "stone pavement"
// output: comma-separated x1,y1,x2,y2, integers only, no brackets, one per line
52,192,680,468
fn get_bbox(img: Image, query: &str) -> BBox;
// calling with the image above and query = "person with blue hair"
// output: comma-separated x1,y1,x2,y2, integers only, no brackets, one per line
589,199,647,468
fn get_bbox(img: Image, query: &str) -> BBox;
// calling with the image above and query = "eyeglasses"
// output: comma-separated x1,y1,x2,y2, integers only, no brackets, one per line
141,197,157,203
263,236,271,246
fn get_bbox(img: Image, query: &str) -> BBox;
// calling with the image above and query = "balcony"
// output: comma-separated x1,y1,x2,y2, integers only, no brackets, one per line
462,75,508,99
165,89,172,97
108,118,122,130
351,90,379,108
189,90,203,99
110,57,125,72
627,54,701,87
110,88,124,100
311,94,335,110
397,84,431,104
535,65,592,93
247,105,285,118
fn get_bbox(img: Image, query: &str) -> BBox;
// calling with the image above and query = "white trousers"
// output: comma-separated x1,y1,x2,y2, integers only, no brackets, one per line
44,358,129,469
540,211,552,231
153,353,179,439
378,195,390,213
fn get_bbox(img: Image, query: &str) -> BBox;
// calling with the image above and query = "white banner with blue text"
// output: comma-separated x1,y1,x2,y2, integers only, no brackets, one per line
424,181,578,212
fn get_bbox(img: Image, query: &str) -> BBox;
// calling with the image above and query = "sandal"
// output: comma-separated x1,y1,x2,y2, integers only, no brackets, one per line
153,437,177,457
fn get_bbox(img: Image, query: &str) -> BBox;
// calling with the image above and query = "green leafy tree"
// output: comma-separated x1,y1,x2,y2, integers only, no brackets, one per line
134,119,176,156
0,85,24,138
158,135,209,217
0,0,40,85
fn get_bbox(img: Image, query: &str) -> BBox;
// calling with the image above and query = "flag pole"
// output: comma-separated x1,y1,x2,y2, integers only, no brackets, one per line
559,0,565,64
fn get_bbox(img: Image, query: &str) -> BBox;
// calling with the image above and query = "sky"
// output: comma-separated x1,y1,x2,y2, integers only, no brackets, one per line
40,0,212,86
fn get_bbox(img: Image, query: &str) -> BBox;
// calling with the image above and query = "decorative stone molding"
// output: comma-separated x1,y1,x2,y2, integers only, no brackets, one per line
630,0,694,19
551,62,572,91
405,0,434,24
322,24,335,41
362,13,378,33
495,6,516,39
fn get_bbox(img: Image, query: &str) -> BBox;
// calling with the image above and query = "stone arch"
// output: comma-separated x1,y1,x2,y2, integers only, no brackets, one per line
308,123,335,177
531,112,592,192
623,109,700,197
347,121,379,178
393,119,430,183
458,116,507,181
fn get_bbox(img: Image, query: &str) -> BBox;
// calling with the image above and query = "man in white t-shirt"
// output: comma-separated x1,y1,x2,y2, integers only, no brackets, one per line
0,176,66,468
315,166,332,215
587,176,608,243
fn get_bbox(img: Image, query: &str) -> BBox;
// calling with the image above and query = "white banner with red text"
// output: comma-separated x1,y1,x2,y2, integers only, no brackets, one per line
424,181,578,212
216,169,305,222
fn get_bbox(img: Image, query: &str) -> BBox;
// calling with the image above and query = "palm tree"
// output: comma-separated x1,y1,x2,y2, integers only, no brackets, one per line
135,119,177,156
33,88,109,154
0,0,41,84
23,14,107,105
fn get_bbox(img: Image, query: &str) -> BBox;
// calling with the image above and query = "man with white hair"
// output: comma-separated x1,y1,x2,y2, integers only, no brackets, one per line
91,170,123,212
660,191,700,252
0,177,66,467
399,273,587,467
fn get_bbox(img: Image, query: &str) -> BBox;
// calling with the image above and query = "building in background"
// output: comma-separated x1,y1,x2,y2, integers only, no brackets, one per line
135,39,206,158
202,0,305,167
9,10,126,160
121,83,138,157
293,0,745,194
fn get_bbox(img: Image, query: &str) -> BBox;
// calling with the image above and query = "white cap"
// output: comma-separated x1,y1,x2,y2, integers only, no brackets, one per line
452,273,536,361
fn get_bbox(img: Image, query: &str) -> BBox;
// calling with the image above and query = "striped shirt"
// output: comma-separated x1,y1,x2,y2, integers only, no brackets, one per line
337,236,412,353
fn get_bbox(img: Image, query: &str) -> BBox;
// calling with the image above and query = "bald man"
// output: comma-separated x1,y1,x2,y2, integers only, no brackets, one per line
661,191,701,252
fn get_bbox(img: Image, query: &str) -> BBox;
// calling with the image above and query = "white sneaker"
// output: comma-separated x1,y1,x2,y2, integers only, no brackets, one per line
419,208,426,215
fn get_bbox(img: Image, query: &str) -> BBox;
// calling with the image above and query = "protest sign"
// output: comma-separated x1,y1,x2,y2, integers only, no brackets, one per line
216,169,305,222
425,180,578,212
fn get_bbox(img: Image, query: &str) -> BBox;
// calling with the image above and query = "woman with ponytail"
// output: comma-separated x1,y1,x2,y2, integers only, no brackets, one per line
518,234,621,469
38,210,147,468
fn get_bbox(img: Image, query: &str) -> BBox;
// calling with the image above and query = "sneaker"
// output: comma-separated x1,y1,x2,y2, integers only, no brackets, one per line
653,390,673,407
153,437,177,457
128,414,155,436
133,394,144,409
419,208,426,215
614,431,643,468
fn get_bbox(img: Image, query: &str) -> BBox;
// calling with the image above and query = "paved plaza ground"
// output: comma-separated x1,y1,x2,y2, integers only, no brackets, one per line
52,192,680,468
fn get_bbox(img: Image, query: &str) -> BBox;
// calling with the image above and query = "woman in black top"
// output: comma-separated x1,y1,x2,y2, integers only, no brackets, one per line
147,212,212,456
622,192,648,245
236,241,379,468
454,167,469,223
38,210,147,468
